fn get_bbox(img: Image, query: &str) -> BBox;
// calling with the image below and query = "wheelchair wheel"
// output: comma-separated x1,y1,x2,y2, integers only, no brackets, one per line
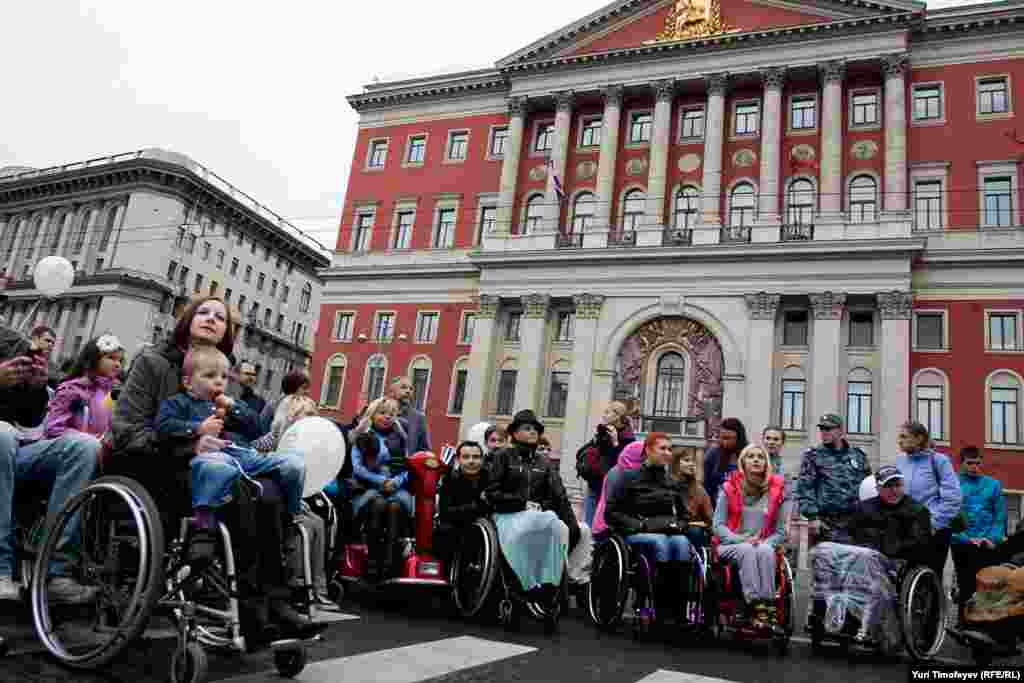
274,644,308,678
900,565,947,662
451,518,499,618
586,536,628,631
170,642,207,683
32,476,165,670
774,555,795,655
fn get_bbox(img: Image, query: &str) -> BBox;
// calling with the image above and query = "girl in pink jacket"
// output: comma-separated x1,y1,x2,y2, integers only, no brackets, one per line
45,334,125,442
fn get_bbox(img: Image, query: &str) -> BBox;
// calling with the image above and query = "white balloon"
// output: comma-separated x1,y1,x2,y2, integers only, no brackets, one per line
34,256,75,298
278,416,346,498
859,475,878,502
465,421,492,446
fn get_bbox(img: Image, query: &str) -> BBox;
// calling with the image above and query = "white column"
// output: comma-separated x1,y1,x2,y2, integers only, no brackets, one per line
458,295,501,436
744,292,781,435
495,98,527,238
698,73,728,243
546,91,574,234
721,374,748,427
516,293,550,413
877,291,912,467
642,79,675,245
757,68,786,226
809,292,846,423
883,53,909,213
818,61,846,218
561,294,605,495
593,86,622,244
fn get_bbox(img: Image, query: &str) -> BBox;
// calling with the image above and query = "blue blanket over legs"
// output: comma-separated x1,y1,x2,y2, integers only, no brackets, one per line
493,510,567,592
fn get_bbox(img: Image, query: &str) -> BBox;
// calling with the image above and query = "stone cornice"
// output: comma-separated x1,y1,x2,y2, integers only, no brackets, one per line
348,70,508,112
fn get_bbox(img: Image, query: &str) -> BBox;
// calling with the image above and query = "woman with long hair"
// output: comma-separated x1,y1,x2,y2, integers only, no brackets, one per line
703,417,749,508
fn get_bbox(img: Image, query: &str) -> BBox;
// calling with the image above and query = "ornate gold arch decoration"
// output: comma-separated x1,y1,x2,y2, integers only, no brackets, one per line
649,0,739,43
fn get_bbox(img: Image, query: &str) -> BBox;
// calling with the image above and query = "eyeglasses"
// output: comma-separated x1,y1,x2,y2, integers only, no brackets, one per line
817,425,838,432
964,460,982,466
537,446,551,452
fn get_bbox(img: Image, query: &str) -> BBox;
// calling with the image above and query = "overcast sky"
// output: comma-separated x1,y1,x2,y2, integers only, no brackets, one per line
0,0,982,251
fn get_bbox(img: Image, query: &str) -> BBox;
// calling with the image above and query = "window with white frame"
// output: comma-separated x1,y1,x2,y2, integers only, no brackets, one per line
849,175,878,223
478,205,497,242
353,212,373,251
914,311,946,350
914,180,943,231
410,357,431,412
554,311,575,342
579,117,602,148
505,311,522,342
989,371,1022,444
534,122,554,152
629,111,653,144
790,95,816,131
489,127,508,157
914,369,948,441
366,355,387,401
547,369,571,418
846,369,872,434
977,76,1011,117
987,311,1020,351
680,108,705,141
320,354,347,408
850,90,880,128
983,177,1014,227
571,193,595,234
496,366,517,415
368,139,388,168
734,101,760,136
393,210,414,249
786,179,815,225
674,186,699,230
848,311,874,347
523,195,544,235
459,312,476,344
621,189,645,232
912,83,944,122
729,183,756,228
300,283,312,313
449,358,469,414
654,352,687,417
434,207,456,248
781,367,806,430
406,135,426,164
373,312,395,341
783,310,809,347
415,311,439,343
446,131,468,161
332,311,354,341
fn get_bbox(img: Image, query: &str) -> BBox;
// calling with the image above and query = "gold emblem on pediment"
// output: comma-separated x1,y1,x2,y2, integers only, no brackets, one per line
649,0,738,43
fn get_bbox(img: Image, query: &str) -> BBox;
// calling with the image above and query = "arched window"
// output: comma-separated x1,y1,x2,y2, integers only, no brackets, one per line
849,175,878,223
408,356,432,412
365,354,388,401
622,189,645,232
786,179,815,226
572,192,595,233
846,368,873,434
523,195,544,235
913,368,949,441
674,186,699,231
72,209,93,255
98,205,120,252
320,354,347,409
988,370,1022,445
780,366,806,430
654,352,687,417
449,357,470,415
729,183,755,228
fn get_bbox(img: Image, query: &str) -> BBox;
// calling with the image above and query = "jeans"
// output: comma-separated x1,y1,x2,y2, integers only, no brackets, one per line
625,533,692,563
352,488,414,518
190,446,305,516
0,430,100,577
583,488,599,527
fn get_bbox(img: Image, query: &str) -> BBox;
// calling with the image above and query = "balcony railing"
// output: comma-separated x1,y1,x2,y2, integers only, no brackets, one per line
607,230,637,247
556,232,584,249
719,225,751,243
662,227,693,246
780,223,814,241
637,415,706,439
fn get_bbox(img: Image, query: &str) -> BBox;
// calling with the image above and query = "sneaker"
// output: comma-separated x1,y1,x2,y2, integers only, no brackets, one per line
824,596,846,635
0,576,20,601
47,577,99,604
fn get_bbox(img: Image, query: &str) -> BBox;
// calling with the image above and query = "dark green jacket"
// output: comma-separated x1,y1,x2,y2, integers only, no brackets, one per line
796,441,872,519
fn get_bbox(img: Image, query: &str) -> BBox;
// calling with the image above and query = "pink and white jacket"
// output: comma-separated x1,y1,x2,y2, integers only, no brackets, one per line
44,375,115,440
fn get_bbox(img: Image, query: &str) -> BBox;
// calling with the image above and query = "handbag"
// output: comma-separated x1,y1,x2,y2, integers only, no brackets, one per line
930,453,968,533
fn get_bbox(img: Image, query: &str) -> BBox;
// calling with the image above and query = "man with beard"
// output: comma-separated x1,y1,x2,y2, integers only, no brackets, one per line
385,376,430,454
237,361,267,415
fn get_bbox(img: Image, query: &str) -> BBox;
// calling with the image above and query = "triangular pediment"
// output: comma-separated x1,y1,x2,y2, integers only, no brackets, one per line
496,0,924,66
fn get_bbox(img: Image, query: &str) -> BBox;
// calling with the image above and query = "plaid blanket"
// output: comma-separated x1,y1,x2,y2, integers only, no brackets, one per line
812,542,902,648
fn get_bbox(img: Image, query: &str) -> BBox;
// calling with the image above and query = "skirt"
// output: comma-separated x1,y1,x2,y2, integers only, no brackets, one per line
493,510,567,592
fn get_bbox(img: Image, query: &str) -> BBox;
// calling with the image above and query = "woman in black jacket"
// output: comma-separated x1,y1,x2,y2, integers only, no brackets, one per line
435,441,489,563
576,401,634,526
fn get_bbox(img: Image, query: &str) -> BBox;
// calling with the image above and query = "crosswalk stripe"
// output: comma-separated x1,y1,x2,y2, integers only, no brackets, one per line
635,671,741,683
219,635,536,683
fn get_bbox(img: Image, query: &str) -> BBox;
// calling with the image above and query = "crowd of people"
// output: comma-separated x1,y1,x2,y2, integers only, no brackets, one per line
0,293,1022,658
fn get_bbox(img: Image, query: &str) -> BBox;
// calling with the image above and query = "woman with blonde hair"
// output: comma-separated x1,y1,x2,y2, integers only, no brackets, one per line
712,443,787,626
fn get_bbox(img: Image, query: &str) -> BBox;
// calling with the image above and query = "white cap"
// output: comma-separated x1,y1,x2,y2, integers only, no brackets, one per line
859,475,878,502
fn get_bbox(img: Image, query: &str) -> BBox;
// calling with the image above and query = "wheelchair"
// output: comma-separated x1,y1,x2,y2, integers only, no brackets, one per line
20,473,317,683
708,540,796,655
449,516,565,634
806,551,947,662
585,528,711,640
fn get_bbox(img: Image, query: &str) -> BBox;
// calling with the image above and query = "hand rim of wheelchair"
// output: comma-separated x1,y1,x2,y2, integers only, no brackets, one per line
900,564,947,662
586,535,630,631
451,517,500,618
711,546,795,652
31,475,166,670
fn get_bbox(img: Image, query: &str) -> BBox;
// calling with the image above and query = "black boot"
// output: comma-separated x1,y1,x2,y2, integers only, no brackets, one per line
238,588,279,653
382,502,402,579
269,594,329,639
673,561,692,625
186,528,218,568
365,499,388,582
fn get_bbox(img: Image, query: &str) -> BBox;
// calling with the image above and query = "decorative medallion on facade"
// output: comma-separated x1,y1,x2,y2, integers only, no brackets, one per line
732,149,757,168
650,0,738,43
876,291,913,319
529,165,548,181
626,158,649,176
678,153,702,174
851,140,879,160
573,293,605,320
744,292,781,320
577,160,598,180
791,144,816,163
477,294,501,319
522,293,551,319
809,291,847,320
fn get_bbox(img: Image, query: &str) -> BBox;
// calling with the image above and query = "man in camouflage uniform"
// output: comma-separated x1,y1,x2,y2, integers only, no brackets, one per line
796,413,872,543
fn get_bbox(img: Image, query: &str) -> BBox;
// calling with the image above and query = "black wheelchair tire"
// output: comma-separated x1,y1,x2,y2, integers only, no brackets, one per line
586,536,629,631
901,565,947,662
451,518,499,619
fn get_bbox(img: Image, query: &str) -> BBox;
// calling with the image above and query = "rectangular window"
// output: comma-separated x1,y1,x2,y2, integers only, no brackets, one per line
354,213,373,251
580,118,602,147
281,285,289,303
447,131,468,161
848,311,874,347
238,294,246,312
333,312,354,341
270,279,277,297
367,364,386,401
394,211,414,250
276,313,284,331
534,123,554,152
990,313,1019,351
983,177,1014,227
167,260,178,281
496,370,517,415
257,273,265,291
490,127,508,157
913,84,943,121
783,310,809,346
415,312,439,343
224,288,232,303
790,96,816,130
178,265,189,285
374,312,394,341
237,232,244,247
323,364,345,408
217,250,225,268
847,382,872,434
450,369,468,414
244,265,252,283
368,139,388,168
94,258,104,271
851,92,879,126
781,379,805,430
916,385,945,440
681,108,705,140
230,257,239,276
991,388,1019,444
505,312,521,342
194,273,203,293
734,102,759,136
460,313,476,344
630,112,652,143
916,313,945,350
209,280,219,296
203,241,211,260
547,371,571,418
434,208,455,248
978,77,1010,115
555,311,575,342
478,206,497,243
407,136,426,164
914,180,943,231
412,368,429,412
